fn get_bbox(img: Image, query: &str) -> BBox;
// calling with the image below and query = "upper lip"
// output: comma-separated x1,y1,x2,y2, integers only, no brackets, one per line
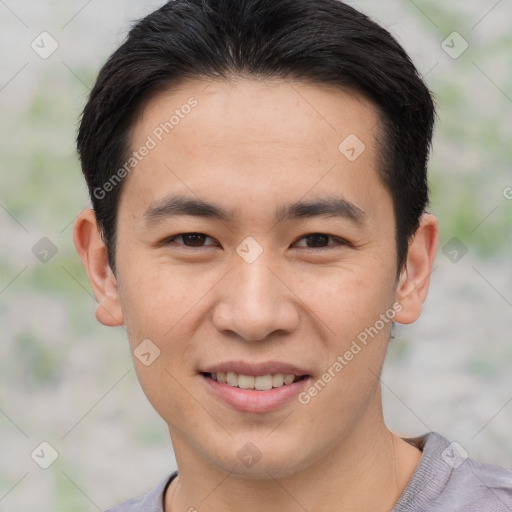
201,361,310,377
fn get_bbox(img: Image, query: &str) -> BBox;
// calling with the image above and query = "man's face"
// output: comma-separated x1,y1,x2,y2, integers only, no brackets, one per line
114,78,401,477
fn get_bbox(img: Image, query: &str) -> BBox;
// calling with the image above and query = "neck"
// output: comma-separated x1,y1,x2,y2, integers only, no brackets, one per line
165,407,421,512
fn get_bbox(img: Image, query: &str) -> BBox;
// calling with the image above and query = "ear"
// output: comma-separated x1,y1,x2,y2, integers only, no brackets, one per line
72,208,124,327
394,213,438,324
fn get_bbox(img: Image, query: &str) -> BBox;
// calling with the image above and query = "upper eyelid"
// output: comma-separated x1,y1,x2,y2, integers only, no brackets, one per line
163,232,349,247
163,233,217,246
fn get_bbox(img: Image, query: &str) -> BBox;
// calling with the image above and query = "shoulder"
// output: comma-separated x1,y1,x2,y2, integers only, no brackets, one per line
104,472,177,512
394,432,512,512
440,453,512,511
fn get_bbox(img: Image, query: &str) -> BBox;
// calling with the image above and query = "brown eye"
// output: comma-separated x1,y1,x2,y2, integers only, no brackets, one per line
164,233,216,247
294,233,347,250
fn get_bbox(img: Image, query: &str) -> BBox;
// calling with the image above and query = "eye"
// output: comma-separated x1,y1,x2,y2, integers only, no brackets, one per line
293,233,349,250
161,232,350,250
162,232,217,248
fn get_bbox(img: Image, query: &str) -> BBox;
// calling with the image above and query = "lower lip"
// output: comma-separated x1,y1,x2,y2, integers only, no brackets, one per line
201,374,310,413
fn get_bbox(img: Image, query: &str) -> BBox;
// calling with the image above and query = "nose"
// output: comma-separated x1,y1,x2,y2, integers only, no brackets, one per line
212,254,300,342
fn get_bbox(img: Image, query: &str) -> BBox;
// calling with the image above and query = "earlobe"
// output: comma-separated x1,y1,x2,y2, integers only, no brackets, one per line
72,209,124,327
394,213,438,325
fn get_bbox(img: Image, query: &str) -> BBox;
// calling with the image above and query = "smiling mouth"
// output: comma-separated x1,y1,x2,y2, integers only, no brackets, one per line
202,372,309,391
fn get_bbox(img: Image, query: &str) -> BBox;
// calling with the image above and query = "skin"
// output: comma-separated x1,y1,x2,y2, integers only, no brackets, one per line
74,77,438,512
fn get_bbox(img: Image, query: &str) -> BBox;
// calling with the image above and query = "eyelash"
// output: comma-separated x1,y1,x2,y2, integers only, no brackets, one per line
161,232,350,251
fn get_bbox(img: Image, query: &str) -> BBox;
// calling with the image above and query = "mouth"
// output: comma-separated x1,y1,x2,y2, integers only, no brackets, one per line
201,371,309,391
199,362,312,413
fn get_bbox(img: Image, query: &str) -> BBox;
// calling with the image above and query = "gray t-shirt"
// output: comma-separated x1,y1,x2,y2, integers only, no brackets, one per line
105,432,512,511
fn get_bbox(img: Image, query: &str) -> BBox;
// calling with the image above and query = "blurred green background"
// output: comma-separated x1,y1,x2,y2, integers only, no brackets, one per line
0,0,511,510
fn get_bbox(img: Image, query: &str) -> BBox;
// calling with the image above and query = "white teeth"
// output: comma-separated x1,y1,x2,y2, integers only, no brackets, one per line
226,372,238,386
238,375,255,389
255,375,273,391
283,374,295,385
272,373,284,387
210,372,300,390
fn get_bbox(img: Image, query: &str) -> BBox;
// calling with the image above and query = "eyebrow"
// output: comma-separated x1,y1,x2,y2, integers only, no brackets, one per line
143,193,366,226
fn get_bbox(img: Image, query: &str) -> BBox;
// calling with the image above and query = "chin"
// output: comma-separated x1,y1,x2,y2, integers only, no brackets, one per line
208,436,318,481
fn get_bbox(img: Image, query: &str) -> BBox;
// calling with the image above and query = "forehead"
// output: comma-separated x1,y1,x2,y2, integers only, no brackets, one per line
132,77,379,153
123,77,388,223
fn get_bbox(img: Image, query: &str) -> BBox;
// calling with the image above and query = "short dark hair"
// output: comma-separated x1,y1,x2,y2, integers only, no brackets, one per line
77,0,436,274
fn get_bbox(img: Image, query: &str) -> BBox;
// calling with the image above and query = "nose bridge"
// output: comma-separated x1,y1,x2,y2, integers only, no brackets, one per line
213,249,298,341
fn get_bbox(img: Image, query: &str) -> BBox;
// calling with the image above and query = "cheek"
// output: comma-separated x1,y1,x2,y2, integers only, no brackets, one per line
118,256,204,334
116,264,203,417
296,265,397,337
132,357,199,431
296,267,395,408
